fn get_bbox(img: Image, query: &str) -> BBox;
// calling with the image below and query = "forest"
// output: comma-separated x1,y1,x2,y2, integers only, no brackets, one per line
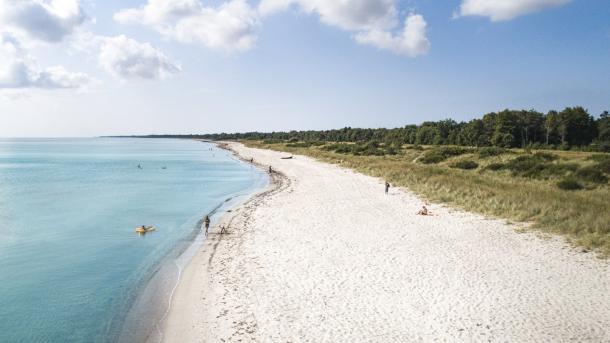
145,107,610,152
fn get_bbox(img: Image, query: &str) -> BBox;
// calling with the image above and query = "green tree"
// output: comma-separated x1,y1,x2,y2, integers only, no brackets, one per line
557,107,597,147
544,110,559,145
597,111,610,142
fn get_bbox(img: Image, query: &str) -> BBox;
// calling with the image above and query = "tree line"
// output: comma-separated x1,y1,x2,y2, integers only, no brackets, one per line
142,107,610,152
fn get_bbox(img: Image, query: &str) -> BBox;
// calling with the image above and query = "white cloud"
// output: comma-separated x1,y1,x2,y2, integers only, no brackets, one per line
114,0,430,57
259,0,397,31
114,0,258,52
355,14,430,57
456,0,571,21
0,34,90,89
98,35,181,80
258,0,429,57
0,0,86,42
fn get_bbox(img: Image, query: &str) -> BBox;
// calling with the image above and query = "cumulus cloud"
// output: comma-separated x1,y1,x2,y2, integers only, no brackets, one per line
97,35,181,80
456,0,572,21
355,14,429,57
0,34,90,89
114,0,258,52
259,0,397,31
258,0,429,57
114,0,430,57
0,0,86,42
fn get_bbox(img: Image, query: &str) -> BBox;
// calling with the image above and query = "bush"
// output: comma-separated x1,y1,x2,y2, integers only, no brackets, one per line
543,163,579,176
590,141,610,152
485,163,505,171
322,142,386,156
286,141,325,148
533,152,558,161
557,178,583,190
478,147,507,158
574,166,609,184
505,155,544,175
419,151,447,164
503,155,576,179
596,160,610,174
323,143,351,153
419,147,472,164
587,154,610,163
450,160,479,170
263,139,284,144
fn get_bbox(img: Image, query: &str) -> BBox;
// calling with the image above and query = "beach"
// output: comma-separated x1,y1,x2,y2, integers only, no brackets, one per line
160,142,610,342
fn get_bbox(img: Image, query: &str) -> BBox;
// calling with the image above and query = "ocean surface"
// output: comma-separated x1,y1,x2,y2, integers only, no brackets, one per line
0,138,267,342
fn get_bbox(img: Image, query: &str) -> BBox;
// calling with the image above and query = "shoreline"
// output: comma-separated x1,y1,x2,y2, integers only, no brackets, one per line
116,142,270,343
161,142,610,342
155,143,287,342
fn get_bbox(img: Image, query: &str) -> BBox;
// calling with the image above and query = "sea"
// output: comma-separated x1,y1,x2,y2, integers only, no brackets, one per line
0,138,267,342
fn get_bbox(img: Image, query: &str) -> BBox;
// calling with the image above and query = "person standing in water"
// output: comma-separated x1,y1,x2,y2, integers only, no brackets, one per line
385,181,390,195
204,215,210,236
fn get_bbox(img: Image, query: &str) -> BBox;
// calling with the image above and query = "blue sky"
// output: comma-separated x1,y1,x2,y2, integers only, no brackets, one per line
0,0,608,137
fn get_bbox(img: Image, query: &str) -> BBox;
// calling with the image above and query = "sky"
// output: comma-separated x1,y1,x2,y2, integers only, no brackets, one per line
0,0,609,137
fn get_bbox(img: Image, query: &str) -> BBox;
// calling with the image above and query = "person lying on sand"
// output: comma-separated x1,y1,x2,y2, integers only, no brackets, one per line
417,206,430,216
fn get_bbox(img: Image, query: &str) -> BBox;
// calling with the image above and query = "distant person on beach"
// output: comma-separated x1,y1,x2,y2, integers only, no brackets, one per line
204,215,210,236
250,158,254,163
417,206,430,216
385,181,390,194
269,166,273,174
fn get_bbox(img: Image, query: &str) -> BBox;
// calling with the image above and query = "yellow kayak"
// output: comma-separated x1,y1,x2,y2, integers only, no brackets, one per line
135,226,156,233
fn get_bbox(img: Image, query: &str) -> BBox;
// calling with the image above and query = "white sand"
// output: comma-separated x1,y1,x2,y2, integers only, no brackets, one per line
160,143,610,342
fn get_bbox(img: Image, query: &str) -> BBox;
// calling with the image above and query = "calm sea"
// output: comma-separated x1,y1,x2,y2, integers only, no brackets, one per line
0,138,267,342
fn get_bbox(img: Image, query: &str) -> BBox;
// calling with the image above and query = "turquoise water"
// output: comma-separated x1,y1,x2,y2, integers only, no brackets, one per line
0,138,266,342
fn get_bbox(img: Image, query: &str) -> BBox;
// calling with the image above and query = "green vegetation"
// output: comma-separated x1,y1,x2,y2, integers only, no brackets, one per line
178,107,610,152
244,141,610,256
419,147,472,164
478,147,509,158
321,141,397,156
557,178,584,191
450,160,479,170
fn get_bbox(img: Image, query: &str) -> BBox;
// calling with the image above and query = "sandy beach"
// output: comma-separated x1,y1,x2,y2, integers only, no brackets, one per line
160,142,610,342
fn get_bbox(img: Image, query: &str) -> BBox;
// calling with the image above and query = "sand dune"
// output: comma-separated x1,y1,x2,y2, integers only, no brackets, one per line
160,142,610,342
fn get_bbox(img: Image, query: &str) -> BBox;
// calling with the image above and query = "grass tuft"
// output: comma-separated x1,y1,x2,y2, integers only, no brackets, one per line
557,178,584,191
450,160,479,170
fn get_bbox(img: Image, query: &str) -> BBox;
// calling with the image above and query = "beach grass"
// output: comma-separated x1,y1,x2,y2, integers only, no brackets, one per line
243,141,610,256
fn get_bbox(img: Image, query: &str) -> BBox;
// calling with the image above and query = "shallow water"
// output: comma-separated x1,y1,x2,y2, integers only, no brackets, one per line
0,138,266,342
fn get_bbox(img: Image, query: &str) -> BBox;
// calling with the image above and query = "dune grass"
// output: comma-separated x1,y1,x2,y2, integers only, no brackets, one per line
243,141,610,256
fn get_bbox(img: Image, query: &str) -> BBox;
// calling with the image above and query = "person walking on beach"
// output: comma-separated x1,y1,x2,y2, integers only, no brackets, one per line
204,215,210,236
385,181,390,194
269,166,273,174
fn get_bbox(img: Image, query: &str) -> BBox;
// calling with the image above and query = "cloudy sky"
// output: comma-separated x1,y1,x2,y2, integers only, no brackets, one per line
0,0,608,137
